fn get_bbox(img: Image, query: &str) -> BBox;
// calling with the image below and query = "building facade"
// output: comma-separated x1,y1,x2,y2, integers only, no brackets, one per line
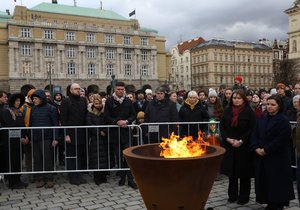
191,39,273,90
1,2,168,93
169,37,205,91
285,0,300,59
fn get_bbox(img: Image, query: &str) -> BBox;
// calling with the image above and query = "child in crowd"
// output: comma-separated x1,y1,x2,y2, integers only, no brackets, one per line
205,119,221,146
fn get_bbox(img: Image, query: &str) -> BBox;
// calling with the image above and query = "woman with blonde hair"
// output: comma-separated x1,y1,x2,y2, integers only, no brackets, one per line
179,90,209,139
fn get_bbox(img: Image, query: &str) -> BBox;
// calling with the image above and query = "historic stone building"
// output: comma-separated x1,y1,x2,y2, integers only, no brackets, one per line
0,2,168,93
0,11,11,90
285,0,300,59
191,39,273,90
169,37,205,91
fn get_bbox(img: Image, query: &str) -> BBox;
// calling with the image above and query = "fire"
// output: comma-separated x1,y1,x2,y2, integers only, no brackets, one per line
160,131,209,158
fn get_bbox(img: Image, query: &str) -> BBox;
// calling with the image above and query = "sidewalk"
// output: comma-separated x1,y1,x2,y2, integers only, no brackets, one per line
0,173,299,210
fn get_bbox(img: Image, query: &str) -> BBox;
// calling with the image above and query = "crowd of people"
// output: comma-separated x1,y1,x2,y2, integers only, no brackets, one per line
0,75,300,209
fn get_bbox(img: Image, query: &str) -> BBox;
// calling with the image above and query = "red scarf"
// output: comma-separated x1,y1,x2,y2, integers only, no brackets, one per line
231,103,245,127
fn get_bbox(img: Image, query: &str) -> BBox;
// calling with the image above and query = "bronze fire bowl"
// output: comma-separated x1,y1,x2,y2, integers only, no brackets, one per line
123,143,225,210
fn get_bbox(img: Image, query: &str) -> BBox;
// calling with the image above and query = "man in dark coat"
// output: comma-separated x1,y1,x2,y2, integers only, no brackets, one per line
104,81,137,189
0,90,8,175
30,89,59,188
60,83,88,185
144,86,179,143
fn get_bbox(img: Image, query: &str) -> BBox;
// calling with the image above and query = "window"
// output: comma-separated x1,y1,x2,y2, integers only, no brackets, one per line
86,33,95,42
88,63,95,75
106,64,114,75
124,49,132,60
21,44,31,56
66,31,76,41
141,50,149,61
21,28,31,38
67,47,76,58
22,61,32,74
46,62,54,74
67,63,76,74
106,49,115,59
141,65,148,76
125,64,132,76
105,34,114,43
44,30,53,39
87,48,95,59
44,45,54,57
140,37,148,45
124,36,131,45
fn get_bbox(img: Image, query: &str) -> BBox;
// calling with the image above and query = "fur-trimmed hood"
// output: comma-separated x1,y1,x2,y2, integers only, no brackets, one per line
8,93,25,108
87,105,103,116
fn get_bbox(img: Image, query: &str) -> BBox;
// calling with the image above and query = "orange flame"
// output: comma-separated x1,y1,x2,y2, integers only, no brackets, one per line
160,131,209,158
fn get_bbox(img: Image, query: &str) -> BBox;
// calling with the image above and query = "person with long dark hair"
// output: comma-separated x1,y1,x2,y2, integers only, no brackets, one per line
251,95,295,210
220,89,256,205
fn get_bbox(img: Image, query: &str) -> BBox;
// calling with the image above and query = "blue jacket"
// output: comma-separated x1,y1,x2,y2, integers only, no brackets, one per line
30,89,59,141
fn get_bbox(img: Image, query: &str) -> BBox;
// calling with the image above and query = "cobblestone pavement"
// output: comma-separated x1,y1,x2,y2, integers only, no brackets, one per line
0,173,299,210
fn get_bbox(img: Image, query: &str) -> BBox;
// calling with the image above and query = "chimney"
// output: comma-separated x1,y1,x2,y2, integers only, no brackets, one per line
6,9,10,16
52,0,58,4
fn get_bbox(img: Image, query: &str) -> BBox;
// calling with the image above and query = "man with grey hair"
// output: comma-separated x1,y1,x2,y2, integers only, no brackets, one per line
60,83,88,185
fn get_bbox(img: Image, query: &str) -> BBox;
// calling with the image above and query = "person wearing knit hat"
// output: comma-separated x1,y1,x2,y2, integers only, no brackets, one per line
145,89,153,101
208,88,218,98
234,76,243,84
232,75,247,93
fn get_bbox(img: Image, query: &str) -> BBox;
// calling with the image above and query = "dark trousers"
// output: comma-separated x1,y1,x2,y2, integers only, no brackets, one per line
297,156,300,203
32,140,54,181
228,177,251,200
4,144,22,186
65,143,87,179
114,141,133,181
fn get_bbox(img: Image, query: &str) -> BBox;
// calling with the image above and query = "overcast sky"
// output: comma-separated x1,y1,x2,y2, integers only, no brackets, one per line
1,0,294,49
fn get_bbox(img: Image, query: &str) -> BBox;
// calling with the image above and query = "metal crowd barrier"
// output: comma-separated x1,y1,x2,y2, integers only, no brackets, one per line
0,125,142,175
0,121,298,175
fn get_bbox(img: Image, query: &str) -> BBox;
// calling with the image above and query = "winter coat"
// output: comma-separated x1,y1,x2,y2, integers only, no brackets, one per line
60,94,87,145
220,105,256,178
30,89,59,141
104,96,136,145
86,106,108,169
144,98,179,142
251,112,295,204
179,100,209,139
133,99,148,114
1,93,26,147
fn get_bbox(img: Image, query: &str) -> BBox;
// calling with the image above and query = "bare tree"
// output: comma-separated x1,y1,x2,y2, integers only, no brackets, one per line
274,58,300,86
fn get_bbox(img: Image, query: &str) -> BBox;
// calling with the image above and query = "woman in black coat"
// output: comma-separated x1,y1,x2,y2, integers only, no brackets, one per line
86,94,108,185
251,95,295,209
220,89,256,205
1,93,28,189
179,90,209,139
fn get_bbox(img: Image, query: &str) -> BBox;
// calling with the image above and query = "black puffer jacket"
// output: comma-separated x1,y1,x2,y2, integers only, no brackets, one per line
86,106,108,169
30,89,59,141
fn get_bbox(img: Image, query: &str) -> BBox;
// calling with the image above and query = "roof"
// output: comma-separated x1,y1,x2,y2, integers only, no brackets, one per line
140,27,158,34
193,39,272,51
30,2,128,21
0,11,12,23
178,37,205,54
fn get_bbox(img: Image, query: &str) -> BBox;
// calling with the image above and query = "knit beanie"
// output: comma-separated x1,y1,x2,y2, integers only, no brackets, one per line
234,75,243,83
208,88,218,98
